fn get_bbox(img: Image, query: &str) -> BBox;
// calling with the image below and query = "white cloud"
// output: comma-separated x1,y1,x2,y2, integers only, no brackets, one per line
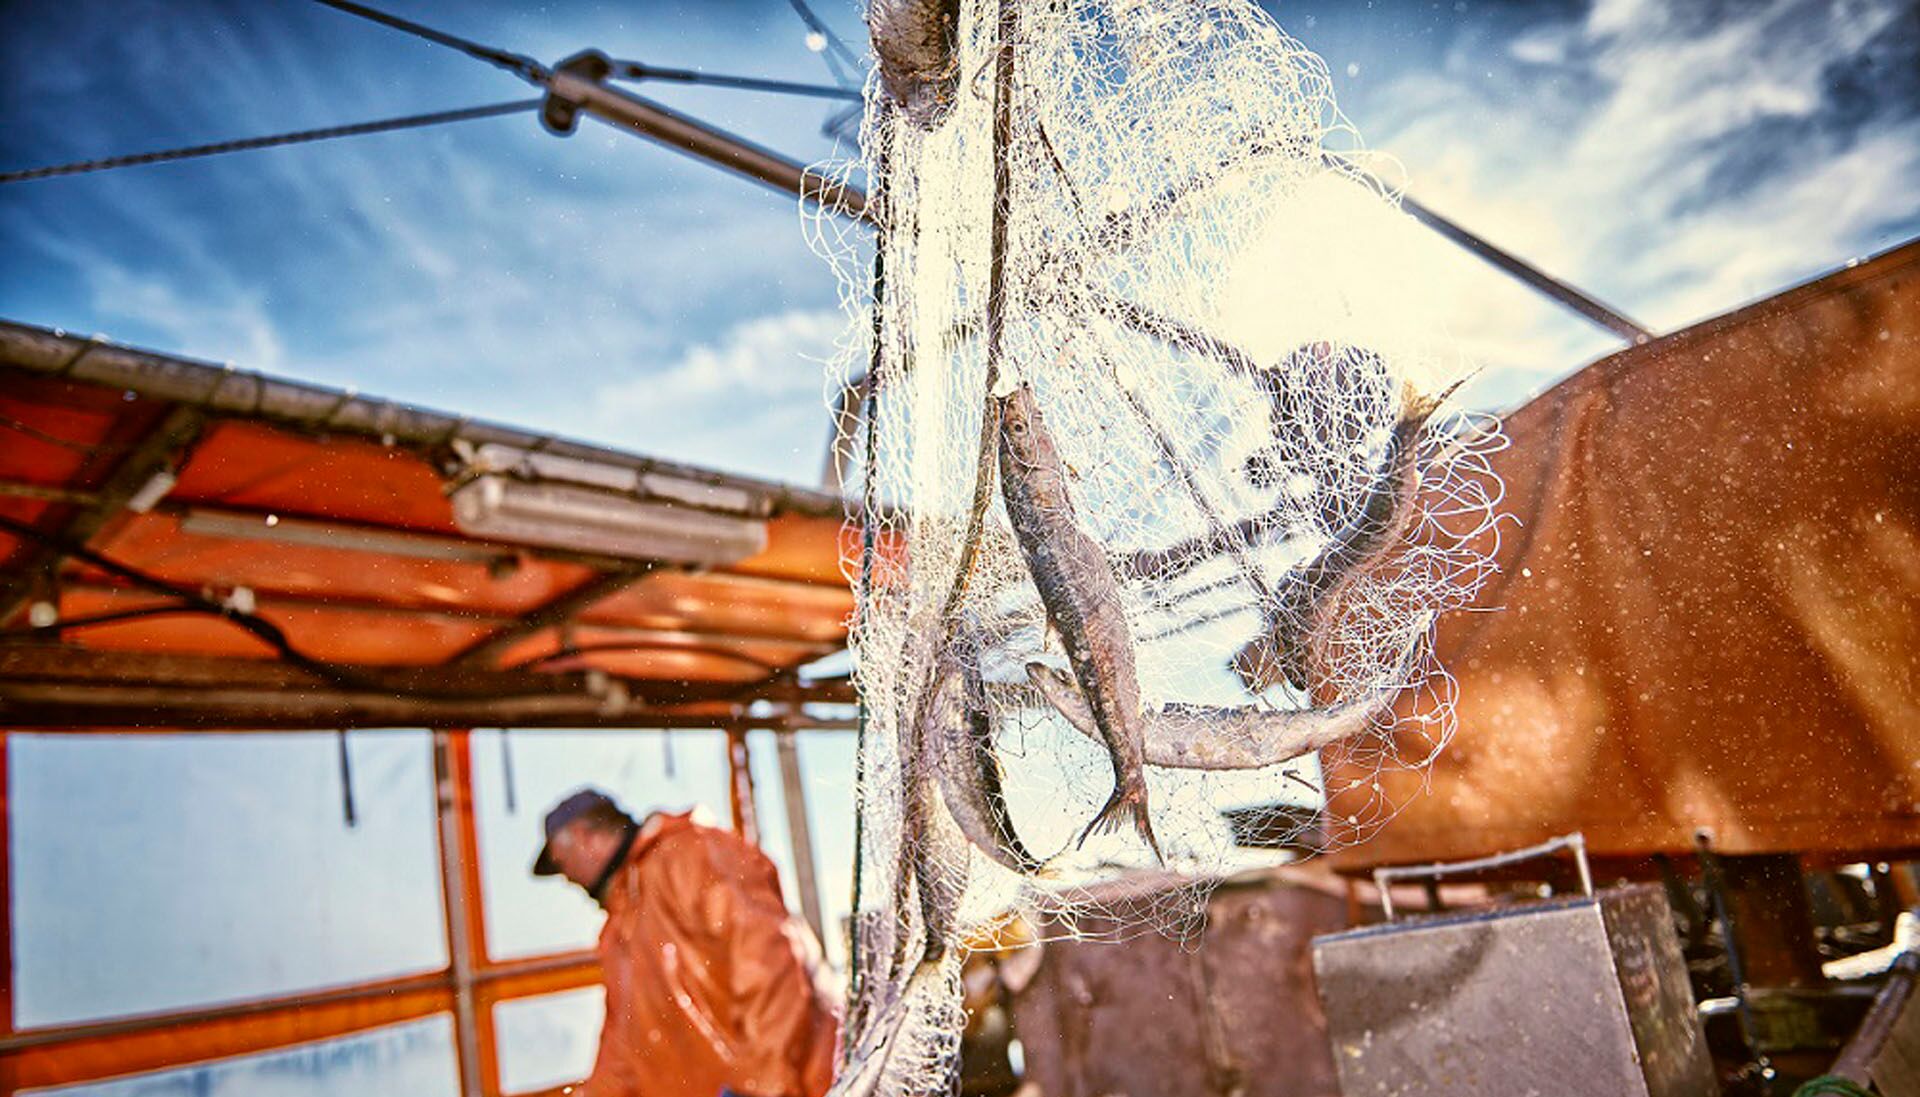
61,243,288,372
584,307,850,483
1353,0,1920,396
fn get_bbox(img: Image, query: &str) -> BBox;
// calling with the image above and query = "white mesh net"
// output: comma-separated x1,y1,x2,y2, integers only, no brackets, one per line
804,1,1507,1092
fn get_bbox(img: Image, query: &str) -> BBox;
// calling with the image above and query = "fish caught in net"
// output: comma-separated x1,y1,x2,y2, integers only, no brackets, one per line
802,0,1507,1092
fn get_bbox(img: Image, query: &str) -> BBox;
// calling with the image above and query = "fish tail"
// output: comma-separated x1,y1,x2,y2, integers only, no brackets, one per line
1230,628,1304,693
1076,781,1164,865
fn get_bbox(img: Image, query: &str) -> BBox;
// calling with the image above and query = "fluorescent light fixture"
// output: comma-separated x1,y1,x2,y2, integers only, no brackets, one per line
464,443,759,514
181,509,506,564
125,469,178,514
449,475,767,566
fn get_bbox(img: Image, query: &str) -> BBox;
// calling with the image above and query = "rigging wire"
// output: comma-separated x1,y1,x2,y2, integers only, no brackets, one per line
0,603,206,637
606,59,862,102
784,0,866,87
0,99,541,185
308,0,547,84
0,413,131,453
0,58,853,186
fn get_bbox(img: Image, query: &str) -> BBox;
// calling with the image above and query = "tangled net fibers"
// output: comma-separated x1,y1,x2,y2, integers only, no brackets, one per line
805,0,1507,1091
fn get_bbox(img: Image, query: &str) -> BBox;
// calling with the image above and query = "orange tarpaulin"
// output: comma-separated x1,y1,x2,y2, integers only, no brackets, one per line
1328,241,1920,867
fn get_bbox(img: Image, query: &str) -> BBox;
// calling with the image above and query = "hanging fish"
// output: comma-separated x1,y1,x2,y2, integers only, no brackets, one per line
1234,377,1464,694
931,638,1052,876
1027,638,1416,770
997,381,1162,862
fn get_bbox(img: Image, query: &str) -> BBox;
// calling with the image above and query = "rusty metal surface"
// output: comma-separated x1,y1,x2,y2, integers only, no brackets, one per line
1009,871,1349,1097
1869,954,1920,1097
1322,242,1920,867
1312,885,1715,1097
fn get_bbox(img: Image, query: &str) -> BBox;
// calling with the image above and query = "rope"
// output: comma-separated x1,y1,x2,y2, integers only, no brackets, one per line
607,59,862,102
308,0,546,84
0,100,540,185
846,155,889,1039
0,413,130,452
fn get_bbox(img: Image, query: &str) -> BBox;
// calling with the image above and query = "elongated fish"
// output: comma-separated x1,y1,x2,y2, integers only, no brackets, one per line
931,644,1051,875
1234,377,1464,694
892,668,969,984
1028,641,1415,770
997,381,1162,861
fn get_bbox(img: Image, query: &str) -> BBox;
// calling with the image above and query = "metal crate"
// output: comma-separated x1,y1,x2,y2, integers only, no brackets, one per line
1312,884,1717,1097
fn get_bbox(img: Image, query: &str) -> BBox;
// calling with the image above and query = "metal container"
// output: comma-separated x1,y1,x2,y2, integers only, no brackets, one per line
1311,885,1716,1097
1009,870,1350,1097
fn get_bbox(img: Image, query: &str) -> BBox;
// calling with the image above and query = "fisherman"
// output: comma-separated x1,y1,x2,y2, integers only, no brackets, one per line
532,788,840,1097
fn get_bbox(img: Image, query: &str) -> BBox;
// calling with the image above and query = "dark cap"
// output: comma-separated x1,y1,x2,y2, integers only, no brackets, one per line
531,787,621,876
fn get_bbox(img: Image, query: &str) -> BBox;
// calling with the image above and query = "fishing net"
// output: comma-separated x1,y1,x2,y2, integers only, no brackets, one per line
804,0,1506,1091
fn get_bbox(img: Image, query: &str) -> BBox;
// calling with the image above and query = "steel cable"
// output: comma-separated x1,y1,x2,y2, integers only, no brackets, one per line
0,100,540,184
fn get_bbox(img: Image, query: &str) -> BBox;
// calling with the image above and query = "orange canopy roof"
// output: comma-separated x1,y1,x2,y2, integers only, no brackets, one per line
0,322,855,728
1328,240,1920,865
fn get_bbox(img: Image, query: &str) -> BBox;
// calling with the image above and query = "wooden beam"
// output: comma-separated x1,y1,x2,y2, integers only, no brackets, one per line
433,731,490,1097
0,972,453,1092
0,731,10,1039
0,685,854,732
0,405,205,626
58,577,846,653
473,953,602,1007
0,642,856,730
0,480,101,506
726,727,759,846
0,643,850,701
448,564,660,667
776,731,826,945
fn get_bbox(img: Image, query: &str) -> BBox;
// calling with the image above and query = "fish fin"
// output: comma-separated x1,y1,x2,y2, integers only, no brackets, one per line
1075,782,1165,865
1025,661,1100,737
1400,371,1475,426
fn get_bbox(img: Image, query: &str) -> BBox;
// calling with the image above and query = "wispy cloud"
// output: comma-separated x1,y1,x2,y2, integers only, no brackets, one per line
586,307,846,481
1339,0,1920,396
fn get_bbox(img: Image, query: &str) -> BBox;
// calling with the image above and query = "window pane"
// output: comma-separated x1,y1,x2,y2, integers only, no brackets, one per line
494,987,605,1095
9,732,447,1027
746,729,858,968
472,729,731,960
22,1015,460,1096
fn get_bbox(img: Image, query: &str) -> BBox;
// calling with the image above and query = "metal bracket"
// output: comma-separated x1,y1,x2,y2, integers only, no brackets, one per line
1373,831,1593,921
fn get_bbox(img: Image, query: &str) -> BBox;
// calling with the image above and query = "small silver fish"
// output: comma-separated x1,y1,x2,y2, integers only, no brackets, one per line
1027,653,1409,771
1236,378,1463,694
892,666,969,982
930,646,1050,875
998,381,1162,860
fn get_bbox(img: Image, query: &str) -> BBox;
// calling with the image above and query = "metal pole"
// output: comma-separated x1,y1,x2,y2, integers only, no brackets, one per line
775,731,827,944
432,730,487,1097
725,727,760,846
1,730,12,1042
542,55,870,223
1393,191,1653,344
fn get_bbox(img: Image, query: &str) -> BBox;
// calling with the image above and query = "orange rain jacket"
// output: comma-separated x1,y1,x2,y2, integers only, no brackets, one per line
585,812,841,1097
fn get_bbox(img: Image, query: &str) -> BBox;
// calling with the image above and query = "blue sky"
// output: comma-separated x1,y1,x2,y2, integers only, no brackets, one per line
4,0,1919,1086
6,0,1915,482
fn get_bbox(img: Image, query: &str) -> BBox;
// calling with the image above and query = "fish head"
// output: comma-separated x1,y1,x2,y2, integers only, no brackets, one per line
998,383,1058,469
